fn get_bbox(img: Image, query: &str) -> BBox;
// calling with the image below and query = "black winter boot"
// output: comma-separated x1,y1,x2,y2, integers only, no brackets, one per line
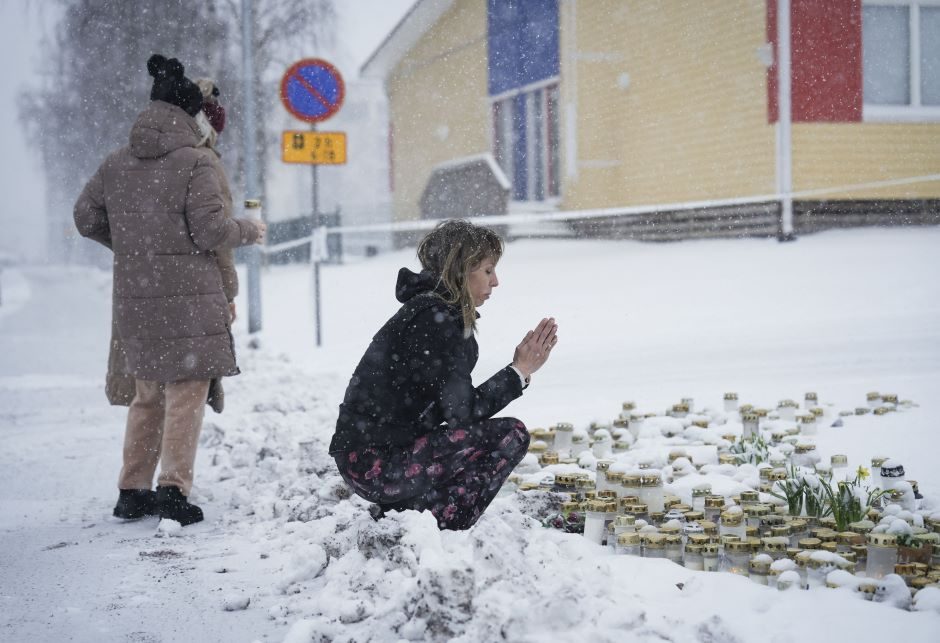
113,489,157,520
156,485,204,526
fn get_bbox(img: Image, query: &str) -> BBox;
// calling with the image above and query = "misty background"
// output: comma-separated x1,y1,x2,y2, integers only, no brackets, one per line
0,0,415,264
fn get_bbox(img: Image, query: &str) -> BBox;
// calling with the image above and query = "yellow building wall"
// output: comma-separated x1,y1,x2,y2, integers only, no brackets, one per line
793,124,940,199
387,0,489,222
562,0,777,211
385,0,940,221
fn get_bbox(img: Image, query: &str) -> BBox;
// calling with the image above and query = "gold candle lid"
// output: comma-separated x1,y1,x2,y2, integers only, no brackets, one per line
724,392,739,400
622,475,642,488
704,495,725,509
867,532,898,547
640,473,663,487
643,534,666,549
614,515,636,527
762,537,789,552
617,532,641,546
540,452,560,465
744,504,771,517
798,538,822,550
721,511,744,526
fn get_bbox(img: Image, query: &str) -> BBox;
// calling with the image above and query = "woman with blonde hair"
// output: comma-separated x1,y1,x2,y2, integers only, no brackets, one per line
329,219,558,530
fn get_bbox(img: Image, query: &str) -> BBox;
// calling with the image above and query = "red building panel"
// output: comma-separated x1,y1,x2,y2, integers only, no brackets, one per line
767,0,863,123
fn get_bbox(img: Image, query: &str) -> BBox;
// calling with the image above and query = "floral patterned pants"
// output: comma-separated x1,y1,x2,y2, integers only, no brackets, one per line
333,418,530,530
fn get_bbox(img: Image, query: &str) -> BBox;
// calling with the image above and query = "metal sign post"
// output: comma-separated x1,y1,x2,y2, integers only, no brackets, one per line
279,58,346,347
241,0,263,333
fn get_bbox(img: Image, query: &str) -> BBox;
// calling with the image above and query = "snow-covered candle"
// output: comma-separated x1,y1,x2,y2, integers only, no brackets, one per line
553,422,573,455
724,392,739,412
583,500,609,545
639,472,665,514
866,532,898,579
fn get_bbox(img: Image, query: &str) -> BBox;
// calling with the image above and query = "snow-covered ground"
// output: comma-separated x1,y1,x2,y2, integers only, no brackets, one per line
2,228,939,642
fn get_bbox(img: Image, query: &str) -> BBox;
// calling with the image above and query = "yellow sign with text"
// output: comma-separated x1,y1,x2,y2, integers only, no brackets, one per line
281,131,347,165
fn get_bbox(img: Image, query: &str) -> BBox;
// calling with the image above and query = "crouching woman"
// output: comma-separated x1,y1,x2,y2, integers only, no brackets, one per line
329,220,558,530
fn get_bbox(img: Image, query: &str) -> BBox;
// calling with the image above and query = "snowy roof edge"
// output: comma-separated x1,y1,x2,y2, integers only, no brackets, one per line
359,0,457,81
431,153,511,192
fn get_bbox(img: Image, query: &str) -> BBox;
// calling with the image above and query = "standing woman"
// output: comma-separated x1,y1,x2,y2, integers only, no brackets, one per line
74,55,266,526
329,220,558,530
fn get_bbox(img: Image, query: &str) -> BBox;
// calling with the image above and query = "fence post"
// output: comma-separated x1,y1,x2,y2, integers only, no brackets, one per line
311,226,327,347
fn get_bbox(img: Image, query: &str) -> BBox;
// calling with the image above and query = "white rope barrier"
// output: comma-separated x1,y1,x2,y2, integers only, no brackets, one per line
261,172,940,255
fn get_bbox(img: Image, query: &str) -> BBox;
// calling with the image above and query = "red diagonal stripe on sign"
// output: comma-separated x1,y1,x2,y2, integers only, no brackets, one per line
290,69,332,111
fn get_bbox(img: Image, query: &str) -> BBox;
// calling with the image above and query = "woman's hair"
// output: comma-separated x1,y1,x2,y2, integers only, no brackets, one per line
417,219,503,335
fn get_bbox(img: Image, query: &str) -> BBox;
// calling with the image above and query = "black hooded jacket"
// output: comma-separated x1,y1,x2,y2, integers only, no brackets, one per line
329,268,524,454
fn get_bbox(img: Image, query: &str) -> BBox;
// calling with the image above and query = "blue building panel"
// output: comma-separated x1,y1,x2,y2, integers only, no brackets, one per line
488,0,560,96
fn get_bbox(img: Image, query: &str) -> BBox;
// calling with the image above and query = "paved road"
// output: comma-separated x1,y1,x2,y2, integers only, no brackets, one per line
0,266,278,643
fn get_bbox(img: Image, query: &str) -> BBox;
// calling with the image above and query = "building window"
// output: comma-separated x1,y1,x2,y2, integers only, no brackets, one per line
863,1,940,116
492,83,560,202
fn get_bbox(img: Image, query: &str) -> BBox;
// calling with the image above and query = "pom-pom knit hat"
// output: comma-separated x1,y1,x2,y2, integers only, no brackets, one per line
147,54,203,117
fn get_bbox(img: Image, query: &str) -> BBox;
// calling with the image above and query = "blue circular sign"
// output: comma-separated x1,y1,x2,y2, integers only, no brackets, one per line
280,58,345,123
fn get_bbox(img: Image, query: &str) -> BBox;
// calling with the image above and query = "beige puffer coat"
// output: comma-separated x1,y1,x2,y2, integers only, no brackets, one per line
74,100,259,385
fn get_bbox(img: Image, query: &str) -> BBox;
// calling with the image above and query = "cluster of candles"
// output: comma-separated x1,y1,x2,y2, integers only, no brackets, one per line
511,391,939,603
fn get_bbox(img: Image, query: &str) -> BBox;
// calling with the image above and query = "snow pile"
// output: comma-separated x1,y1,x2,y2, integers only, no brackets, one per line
192,346,940,642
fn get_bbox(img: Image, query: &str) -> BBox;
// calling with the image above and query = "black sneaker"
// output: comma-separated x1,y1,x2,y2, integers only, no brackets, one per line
155,485,204,526
113,489,157,520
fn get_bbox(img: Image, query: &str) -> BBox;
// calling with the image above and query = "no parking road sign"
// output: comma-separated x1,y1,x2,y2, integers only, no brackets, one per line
279,58,345,123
